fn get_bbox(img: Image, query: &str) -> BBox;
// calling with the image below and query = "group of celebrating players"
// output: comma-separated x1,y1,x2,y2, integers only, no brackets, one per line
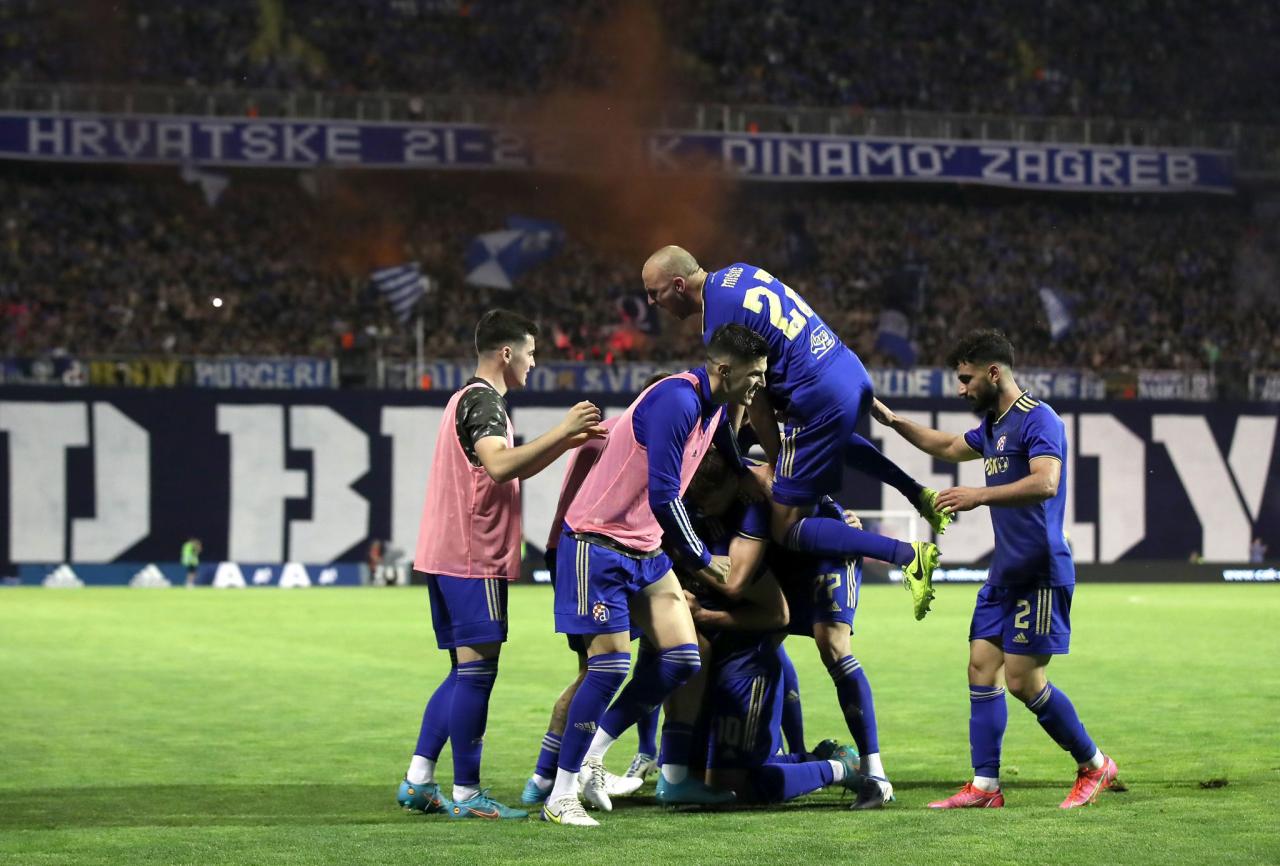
395,246,1119,826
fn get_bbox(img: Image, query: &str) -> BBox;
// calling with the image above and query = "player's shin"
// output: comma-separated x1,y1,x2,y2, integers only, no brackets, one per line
746,761,837,804
448,658,498,801
786,517,914,565
593,644,702,763
778,645,806,755
408,666,456,784
827,655,883,778
549,652,630,803
1025,683,1098,766
969,685,1007,791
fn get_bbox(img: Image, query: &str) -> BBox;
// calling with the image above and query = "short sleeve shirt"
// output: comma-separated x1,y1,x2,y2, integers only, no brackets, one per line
455,378,509,467
964,392,1074,587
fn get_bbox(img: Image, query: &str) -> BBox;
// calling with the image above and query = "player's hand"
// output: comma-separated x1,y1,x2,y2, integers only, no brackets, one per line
697,555,731,586
935,485,986,514
740,462,773,502
870,398,896,427
566,424,609,447
842,509,862,529
561,401,604,440
684,591,718,628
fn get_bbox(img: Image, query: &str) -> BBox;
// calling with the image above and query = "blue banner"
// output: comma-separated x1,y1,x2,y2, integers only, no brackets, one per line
0,113,1235,193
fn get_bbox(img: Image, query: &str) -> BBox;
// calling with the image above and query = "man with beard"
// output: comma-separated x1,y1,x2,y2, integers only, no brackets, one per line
871,329,1118,810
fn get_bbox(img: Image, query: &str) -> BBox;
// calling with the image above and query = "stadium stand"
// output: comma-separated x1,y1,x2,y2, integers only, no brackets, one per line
2,0,1277,122
3,166,1276,372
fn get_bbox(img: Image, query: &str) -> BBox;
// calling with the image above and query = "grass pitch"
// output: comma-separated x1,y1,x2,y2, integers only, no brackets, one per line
2,583,1277,866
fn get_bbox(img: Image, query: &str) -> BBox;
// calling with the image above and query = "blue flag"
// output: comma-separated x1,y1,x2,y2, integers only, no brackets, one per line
371,262,431,324
875,309,916,366
464,216,565,289
1038,287,1073,341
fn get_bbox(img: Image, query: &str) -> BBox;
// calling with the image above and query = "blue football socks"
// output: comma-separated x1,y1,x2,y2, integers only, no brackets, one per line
1026,683,1097,764
449,659,498,787
969,684,1007,778
787,518,914,566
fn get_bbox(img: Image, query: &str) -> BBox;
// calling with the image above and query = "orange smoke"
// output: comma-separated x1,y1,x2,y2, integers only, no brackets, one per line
511,0,736,261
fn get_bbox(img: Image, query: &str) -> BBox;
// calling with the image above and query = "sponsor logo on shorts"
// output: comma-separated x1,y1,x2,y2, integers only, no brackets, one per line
592,602,610,624
1013,632,1029,644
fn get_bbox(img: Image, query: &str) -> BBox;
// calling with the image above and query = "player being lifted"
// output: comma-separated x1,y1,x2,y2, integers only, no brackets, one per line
397,310,606,820
542,324,767,827
642,246,947,620
873,329,1118,809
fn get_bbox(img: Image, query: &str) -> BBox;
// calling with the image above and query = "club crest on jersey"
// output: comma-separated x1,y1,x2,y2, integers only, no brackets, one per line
592,602,610,624
997,435,1007,452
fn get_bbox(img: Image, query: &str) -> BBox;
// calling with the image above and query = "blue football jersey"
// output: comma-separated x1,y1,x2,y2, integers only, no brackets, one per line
702,263,855,414
963,393,1075,587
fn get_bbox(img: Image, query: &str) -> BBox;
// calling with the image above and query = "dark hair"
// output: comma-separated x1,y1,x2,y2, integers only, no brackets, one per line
707,323,769,362
945,328,1015,370
475,309,539,354
687,448,732,502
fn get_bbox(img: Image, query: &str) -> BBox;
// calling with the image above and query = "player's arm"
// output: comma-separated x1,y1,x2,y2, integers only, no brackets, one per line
639,382,727,584
746,391,782,465
702,533,768,602
935,456,1059,513
475,400,605,484
687,569,789,633
871,397,979,463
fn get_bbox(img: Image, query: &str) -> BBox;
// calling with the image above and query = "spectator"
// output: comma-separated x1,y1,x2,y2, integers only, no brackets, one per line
0,1,1275,123
2,167,1277,371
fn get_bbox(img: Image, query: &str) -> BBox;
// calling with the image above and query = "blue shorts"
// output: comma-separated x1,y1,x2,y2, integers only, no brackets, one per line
777,555,861,637
546,547,587,653
970,583,1073,656
553,530,672,636
424,572,509,650
706,642,784,770
772,367,872,506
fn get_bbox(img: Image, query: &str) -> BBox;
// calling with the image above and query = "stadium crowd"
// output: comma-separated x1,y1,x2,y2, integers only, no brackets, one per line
2,0,1277,123
2,169,1277,374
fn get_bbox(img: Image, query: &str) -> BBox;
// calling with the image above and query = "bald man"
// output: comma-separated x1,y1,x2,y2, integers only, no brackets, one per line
641,246,946,622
